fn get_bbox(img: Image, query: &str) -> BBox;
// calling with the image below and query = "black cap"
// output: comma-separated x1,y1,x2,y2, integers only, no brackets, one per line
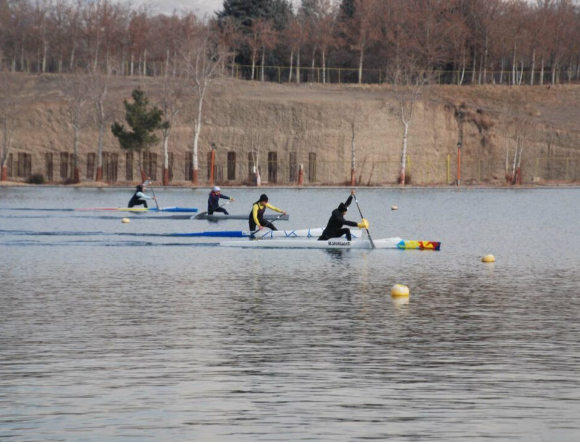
259,194,269,202
338,203,348,213
137,184,144,191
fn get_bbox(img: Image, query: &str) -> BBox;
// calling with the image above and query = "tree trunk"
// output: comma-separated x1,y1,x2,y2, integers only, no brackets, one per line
471,49,477,84
358,46,364,84
540,56,545,85
322,50,326,84
251,50,256,80
296,49,300,84
163,134,169,186
288,50,293,83
191,96,204,185
73,127,80,183
399,120,409,185
96,123,104,181
261,47,265,81
530,48,536,86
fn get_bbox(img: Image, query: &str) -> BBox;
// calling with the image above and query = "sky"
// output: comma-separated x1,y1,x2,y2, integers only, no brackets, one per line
126,0,224,18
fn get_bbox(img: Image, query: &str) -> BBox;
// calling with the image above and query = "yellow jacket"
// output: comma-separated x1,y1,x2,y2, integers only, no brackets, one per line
252,202,283,225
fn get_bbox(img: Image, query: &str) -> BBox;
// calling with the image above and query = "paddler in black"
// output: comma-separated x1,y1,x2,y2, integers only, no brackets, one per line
319,191,367,241
249,194,286,231
128,184,156,208
208,186,234,215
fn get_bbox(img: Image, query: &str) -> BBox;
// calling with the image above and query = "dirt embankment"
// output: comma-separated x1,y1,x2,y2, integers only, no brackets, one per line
5,75,580,186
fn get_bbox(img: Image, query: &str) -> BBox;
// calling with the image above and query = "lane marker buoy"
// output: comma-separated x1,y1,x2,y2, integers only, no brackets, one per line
482,254,495,263
122,218,130,223
391,205,398,210
391,284,410,298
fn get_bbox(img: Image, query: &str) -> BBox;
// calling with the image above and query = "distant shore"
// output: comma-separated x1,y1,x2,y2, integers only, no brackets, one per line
2,181,580,190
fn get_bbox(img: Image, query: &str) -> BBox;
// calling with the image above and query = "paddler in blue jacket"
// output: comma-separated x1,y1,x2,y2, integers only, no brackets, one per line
128,184,156,208
208,186,234,215
249,194,286,231
318,190,368,241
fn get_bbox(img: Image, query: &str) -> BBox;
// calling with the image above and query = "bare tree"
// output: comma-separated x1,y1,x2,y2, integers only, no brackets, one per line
182,18,224,185
157,75,186,185
59,71,89,183
86,64,114,181
391,65,430,185
0,71,28,181
346,103,362,186
342,0,381,84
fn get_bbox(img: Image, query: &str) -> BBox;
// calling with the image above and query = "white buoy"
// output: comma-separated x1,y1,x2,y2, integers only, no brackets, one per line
482,254,495,263
122,217,130,223
391,284,410,298
391,205,398,211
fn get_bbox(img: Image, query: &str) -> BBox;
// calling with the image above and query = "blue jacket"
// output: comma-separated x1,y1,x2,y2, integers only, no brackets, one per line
208,191,230,211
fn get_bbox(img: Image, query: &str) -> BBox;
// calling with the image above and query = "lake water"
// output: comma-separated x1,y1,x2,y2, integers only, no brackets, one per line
1,186,579,441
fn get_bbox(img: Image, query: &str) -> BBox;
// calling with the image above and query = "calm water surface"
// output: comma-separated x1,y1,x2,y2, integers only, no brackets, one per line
1,187,579,441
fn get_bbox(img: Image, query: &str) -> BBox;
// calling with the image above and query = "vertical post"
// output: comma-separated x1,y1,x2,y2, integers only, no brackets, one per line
278,66,281,83
457,142,462,186
210,145,216,186
447,154,450,185
1,166,7,182
298,164,304,186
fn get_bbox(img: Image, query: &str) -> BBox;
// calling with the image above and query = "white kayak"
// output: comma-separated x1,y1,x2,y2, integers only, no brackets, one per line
220,237,442,250
168,228,363,238
254,228,363,239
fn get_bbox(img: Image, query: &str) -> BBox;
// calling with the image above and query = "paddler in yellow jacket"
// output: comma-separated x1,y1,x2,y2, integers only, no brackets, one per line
248,194,286,231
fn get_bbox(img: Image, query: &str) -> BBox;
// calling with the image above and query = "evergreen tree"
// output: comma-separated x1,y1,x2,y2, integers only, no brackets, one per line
111,88,167,180
217,0,293,31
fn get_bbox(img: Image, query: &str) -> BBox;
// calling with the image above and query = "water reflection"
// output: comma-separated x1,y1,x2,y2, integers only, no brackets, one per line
1,187,580,441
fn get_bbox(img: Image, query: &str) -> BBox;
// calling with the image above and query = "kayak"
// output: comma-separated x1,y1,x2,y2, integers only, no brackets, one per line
220,237,442,250
195,213,290,221
75,207,198,213
168,228,363,238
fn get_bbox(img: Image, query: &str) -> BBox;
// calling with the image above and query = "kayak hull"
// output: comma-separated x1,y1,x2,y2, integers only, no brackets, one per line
195,213,290,221
75,207,198,213
169,228,363,238
220,238,441,250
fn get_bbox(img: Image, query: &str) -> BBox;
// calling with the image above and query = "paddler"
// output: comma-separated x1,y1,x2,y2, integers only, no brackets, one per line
208,186,234,215
318,190,368,241
249,194,286,231
128,184,156,208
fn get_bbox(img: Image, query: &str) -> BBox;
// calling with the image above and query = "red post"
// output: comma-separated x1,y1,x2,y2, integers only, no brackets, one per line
163,168,169,186
210,149,215,185
1,165,7,181
192,169,198,186
457,142,462,186
96,166,103,182
298,164,304,186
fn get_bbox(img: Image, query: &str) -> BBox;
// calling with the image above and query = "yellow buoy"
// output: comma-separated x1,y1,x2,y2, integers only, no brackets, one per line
482,254,495,263
122,218,130,224
391,205,398,211
391,284,410,298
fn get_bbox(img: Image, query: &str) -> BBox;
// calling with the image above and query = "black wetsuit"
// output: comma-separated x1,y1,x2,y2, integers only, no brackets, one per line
128,190,148,208
207,192,230,215
319,195,358,241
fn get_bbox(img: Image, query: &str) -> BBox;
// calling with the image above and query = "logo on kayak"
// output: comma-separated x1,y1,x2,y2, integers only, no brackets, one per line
328,240,350,246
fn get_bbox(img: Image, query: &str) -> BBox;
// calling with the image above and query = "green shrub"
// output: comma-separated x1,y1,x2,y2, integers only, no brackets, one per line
27,173,45,184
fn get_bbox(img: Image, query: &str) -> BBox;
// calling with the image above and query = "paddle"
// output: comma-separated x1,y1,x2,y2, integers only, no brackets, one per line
250,212,286,237
353,193,375,249
197,199,234,218
145,178,160,210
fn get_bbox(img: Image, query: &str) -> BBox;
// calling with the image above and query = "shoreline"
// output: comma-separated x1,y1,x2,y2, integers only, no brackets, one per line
2,181,580,190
